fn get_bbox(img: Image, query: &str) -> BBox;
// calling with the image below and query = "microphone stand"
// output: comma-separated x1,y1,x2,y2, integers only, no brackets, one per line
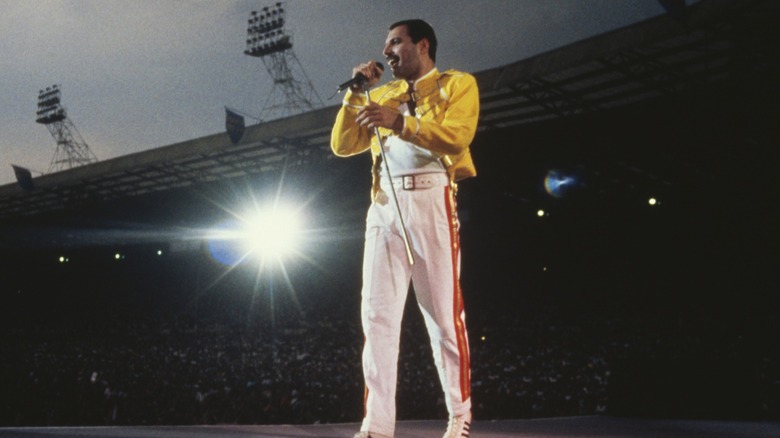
364,89,415,266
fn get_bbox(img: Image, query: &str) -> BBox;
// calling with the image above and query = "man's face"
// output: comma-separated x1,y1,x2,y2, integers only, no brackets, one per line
383,25,425,81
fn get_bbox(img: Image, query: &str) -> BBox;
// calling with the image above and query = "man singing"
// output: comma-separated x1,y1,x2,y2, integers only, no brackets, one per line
330,19,480,438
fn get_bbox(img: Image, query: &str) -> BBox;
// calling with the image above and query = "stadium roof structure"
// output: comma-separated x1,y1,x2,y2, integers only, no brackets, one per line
0,0,776,221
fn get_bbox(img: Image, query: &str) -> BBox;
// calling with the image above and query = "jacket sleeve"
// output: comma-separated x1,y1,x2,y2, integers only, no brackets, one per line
398,72,479,157
330,90,372,157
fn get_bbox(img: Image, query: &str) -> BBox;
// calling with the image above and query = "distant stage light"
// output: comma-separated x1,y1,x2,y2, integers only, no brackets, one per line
648,197,659,206
537,209,546,217
544,169,576,198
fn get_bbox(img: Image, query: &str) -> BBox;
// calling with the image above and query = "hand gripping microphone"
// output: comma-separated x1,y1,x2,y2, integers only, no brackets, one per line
336,62,384,92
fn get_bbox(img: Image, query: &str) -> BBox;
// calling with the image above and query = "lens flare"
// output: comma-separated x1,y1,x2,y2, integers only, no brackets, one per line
544,170,575,198
206,219,245,266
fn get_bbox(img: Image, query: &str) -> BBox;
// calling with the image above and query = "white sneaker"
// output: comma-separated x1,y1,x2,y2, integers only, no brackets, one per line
353,432,391,438
443,411,472,438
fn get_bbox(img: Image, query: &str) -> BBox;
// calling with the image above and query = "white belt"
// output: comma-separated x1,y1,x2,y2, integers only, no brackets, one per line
382,173,449,191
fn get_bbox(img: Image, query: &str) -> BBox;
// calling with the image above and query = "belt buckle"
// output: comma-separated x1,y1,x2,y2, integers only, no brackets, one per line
402,175,415,190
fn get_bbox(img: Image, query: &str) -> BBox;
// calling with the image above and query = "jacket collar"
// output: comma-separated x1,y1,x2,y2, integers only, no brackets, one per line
405,68,442,99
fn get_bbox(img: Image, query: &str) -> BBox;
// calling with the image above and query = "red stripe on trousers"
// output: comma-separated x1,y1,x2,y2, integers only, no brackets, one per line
444,186,471,402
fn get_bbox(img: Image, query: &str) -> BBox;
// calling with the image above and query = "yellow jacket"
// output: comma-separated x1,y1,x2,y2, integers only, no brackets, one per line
331,68,480,197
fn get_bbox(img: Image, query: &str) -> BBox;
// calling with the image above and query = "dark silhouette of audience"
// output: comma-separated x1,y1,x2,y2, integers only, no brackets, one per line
1,288,777,426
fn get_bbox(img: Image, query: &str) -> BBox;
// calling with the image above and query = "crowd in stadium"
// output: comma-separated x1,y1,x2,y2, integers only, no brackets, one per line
2,295,776,426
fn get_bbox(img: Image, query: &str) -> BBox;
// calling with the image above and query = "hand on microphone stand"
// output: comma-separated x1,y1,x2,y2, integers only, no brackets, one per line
356,102,403,133
350,62,401,130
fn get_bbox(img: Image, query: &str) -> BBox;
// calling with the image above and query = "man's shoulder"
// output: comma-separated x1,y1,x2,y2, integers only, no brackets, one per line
440,69,476,83
441,68,471,76
435,70,478,97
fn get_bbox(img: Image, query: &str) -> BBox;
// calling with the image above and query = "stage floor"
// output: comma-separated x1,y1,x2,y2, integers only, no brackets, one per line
1,416,779,438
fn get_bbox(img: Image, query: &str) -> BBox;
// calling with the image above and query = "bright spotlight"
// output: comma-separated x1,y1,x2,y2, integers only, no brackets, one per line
243,205,302,259
206,203,304,266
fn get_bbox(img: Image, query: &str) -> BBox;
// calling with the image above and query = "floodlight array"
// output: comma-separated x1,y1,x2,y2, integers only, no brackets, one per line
244,2,292,57
36,85,66,124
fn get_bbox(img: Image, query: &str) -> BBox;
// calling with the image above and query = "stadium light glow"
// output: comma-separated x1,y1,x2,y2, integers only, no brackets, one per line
242,204,302,260
206,202,305,267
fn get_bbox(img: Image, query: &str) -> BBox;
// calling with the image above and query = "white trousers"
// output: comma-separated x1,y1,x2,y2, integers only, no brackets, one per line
360,173,471,437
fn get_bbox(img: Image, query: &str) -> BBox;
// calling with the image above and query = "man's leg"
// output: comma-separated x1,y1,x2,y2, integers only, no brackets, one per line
360,201,413,437
410,186,472,417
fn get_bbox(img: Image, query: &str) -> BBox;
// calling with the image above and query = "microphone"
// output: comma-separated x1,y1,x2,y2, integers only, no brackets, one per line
337,62,384,92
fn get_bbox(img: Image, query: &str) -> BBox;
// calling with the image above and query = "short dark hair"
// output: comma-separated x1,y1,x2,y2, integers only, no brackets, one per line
389,19,437,62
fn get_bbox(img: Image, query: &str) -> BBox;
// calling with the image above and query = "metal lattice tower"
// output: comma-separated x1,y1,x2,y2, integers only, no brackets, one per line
35,85,98,173
244,2,322,121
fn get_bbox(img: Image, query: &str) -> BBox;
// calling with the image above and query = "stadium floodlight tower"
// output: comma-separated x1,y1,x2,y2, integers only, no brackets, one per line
35,85,98,173
244,2,322,121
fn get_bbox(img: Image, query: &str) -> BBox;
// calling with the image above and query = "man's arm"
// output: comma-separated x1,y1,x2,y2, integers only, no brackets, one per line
331,61,385,157
331,90,372,157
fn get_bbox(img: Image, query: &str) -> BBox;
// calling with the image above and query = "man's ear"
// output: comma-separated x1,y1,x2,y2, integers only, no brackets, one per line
418,37,430,58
